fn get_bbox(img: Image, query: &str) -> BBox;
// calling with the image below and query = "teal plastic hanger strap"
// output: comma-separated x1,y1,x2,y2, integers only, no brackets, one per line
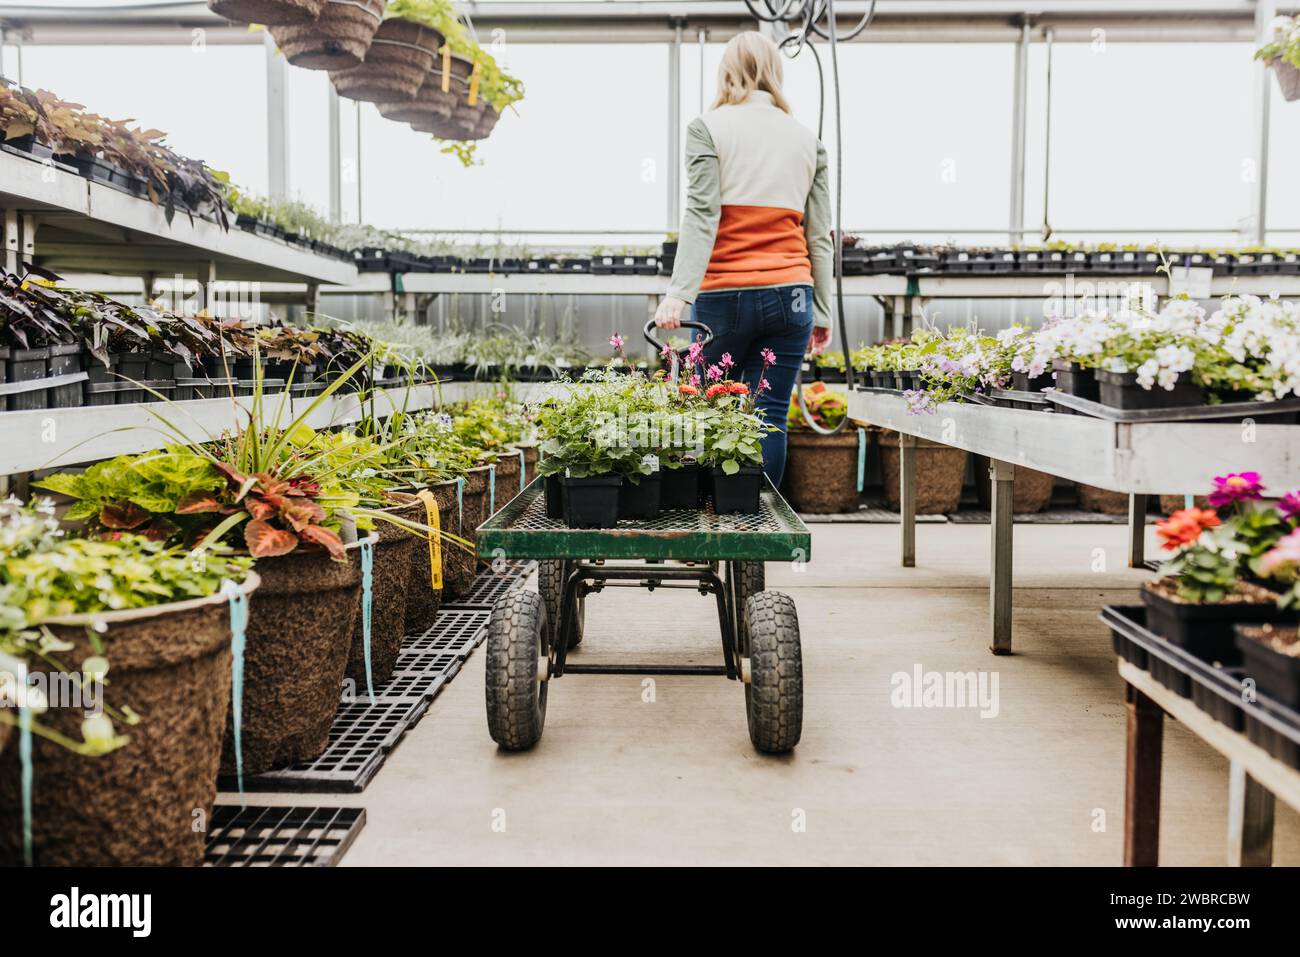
856,427,867,493
223,579,249,806
518,447,527,486
456,476,465,526
489,464,497,514
360,538,375,699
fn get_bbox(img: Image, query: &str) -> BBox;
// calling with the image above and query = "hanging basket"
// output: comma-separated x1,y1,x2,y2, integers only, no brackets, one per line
1274,59,1300,102
380,71,466,124
476,103,501,138
269,0,387,72
331,17,443,103
207,0,324,26
449,100,490,140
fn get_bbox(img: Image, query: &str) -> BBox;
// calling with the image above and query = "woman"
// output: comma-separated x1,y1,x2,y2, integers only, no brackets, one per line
655,30,833,486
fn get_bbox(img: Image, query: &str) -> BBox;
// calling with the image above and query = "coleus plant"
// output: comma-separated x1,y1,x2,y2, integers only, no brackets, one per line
788,382,848,431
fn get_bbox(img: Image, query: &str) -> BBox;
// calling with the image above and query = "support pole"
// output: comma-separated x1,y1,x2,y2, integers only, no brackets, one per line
989,458,1015,655
1227,761,1275,867
1128,493,1148,569
667,21,683,231
1124,683,1163,867
265,33,289,199
328,84,342,224
1247,0,1276,243
899,433,917,568
1009,18,1031,247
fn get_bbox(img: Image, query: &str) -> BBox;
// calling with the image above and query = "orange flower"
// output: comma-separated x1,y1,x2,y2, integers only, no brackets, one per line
705,383,728,399
726,382,750,395
678,384,699,396
1155,507,1221,551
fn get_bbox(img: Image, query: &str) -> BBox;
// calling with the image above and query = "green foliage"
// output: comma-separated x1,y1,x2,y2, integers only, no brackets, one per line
1158,525,1246,603
697,397,771,475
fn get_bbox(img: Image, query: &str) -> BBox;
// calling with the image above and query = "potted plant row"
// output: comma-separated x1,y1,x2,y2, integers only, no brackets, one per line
783,383,860,514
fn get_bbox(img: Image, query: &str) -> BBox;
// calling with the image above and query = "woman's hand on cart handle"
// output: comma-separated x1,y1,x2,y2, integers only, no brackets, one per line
654,296,688,330
808,326,832,356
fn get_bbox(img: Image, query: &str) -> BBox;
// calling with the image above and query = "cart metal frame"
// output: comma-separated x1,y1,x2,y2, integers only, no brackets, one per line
476,477,813,751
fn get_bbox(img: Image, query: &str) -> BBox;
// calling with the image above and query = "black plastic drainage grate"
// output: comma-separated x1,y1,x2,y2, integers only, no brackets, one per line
204,805,365,867
404,608,491,656
444,560,536,608
219,698,428,793
355,670,451,704
392,650,464,681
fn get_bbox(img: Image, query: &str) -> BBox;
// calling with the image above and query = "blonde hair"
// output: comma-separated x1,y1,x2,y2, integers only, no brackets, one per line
712,32,792,114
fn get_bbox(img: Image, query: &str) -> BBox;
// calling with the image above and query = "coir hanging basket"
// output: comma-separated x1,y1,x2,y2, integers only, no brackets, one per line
208,0,324,26
378,51,473,124
331,17,443,104
269,0,387,72
1274,59,1300,102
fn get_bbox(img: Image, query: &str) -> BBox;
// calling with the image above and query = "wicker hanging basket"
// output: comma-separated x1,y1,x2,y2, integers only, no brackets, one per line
207,0,324,26
331,17,443,103
1273,59,1300,102
269,0,387,72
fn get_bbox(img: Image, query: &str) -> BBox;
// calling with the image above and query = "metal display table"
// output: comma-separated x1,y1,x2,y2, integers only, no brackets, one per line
475,477,812,754
849,389,1300,654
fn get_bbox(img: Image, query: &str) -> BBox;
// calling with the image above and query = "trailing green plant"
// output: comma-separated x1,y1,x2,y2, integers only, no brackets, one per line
1256,14,1300,69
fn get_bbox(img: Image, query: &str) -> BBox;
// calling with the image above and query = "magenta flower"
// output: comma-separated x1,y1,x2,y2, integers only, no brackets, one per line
706,364,723,381
758,378,771,393
720,352,734,370
1279,490,1300,520
690,374,701,386
760,347,776,366
1207,472,1265,508
687,342,704,363
609,334,624,350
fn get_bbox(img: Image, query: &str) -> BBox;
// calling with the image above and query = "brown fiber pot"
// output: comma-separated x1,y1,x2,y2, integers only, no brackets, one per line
449,100,488,140
208,0,323,26
330,18,442,103
878,430,967,515
220,539,371,776
972,455,1055,513
380,64,469,124
347,494,420,689
784,429,861,514
494,450,523,502
1077,484,1129,515
402,480,458,633
269,0,386,71
477,104,501,138
444,466,490,598
0,574,260,866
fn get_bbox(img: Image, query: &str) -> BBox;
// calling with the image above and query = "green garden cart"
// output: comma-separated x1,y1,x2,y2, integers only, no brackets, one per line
476,320,812,754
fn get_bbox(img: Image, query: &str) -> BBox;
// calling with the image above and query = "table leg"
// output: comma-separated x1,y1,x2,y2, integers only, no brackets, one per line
1128,493,1148,568
1227,760,1275,867
989,458,1014,655
899,433,917,568
1124,683,1164,867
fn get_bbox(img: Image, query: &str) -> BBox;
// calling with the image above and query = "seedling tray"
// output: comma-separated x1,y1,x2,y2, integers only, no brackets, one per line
204,805,365,867
1044,389,1300,423
477,477,812,562
1103,605,1300,770
219,698,428,793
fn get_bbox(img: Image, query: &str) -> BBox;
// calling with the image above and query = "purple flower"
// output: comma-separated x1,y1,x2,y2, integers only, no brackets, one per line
1207,472,1265,508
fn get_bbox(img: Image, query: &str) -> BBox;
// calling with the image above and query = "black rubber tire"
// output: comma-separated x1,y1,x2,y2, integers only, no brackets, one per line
537,559,584,649
485,590,548,750
743,591,803,754
730,561,765,645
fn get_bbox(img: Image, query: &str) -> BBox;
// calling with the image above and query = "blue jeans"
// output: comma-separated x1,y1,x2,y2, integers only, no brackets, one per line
691,284,814,486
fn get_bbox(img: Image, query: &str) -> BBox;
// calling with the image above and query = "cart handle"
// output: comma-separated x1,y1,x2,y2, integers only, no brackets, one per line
642,318,714,355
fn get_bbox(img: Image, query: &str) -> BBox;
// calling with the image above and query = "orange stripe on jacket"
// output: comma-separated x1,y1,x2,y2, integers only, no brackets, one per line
700,205,812,291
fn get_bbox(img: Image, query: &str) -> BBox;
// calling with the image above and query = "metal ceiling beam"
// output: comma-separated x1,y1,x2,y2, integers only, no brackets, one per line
1,1,1292,45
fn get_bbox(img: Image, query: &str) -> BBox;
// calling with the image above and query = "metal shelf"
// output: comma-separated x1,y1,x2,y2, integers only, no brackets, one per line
0,150,358,286
328,272,909,297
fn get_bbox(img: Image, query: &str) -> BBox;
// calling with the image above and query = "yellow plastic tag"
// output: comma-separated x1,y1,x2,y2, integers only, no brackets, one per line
468,61,481,106
417,490,443,590
441,44,451,92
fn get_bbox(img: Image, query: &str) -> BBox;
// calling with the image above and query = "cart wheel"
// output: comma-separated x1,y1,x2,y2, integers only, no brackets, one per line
730,561,765,638
743,591,803,754
485,590,549,750
538,559,584,649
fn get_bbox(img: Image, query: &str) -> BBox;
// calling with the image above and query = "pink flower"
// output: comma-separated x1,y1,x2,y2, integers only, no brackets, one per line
687,342,704,363
1279,490,1300,520
689,374,701,386
609,334,624,350
760,347,776,366
660,344,673,359
720,352,734,369
1259,528,1300,578
1207,472,1264,508
706,364,722,381
758,378,771,393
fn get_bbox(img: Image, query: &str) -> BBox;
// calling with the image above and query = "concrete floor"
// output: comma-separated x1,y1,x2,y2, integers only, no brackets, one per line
230,522,1300,866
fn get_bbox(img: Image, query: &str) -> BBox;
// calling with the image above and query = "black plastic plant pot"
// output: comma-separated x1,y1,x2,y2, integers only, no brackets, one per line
47,344,83,408
1051,358,1099,401
660,464,701,510
544,474,564,519
65,153,116,185
1096,369,1206,410
1236,625,1300,709
870,370,894,389
618,473,662,520
7,134,54,160
561,475,622,529
1011,370,1053,393
1141,585,1293,666
710,467,763,515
